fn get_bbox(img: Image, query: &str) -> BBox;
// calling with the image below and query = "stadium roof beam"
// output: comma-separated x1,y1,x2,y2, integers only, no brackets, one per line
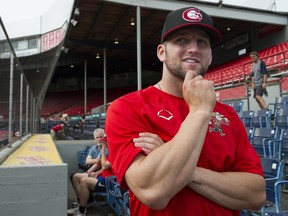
102,0,288,25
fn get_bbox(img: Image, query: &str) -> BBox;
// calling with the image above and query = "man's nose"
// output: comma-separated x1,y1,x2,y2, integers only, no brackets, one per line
187,42,199,52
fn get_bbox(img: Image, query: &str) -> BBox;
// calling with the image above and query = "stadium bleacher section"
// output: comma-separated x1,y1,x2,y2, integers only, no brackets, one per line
205,41,288,87
41,87,136,118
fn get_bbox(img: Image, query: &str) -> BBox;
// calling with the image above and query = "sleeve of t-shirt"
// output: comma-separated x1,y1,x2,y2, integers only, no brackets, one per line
105,96,149,189
87,146,94,157
260,60,269,75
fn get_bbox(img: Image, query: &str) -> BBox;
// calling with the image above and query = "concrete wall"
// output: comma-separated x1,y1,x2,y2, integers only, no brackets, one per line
55,140,95,205
0,136,95,215
0,134,71,216
0,164,67,216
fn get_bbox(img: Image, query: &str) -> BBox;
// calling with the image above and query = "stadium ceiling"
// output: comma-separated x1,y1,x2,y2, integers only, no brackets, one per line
55,0,288,80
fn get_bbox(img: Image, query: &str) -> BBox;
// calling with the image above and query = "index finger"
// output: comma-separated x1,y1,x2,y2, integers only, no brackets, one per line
184,70,198,83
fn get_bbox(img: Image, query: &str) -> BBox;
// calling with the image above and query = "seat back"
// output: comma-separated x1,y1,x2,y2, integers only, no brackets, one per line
269,97,288,116
278,129,288,162
77,145,92,171
123,191,130,216
105,175,120,213
113,184,129,216
274,108,288,129
245,127,254,142
261,157,283,180
252,109,272,128
268,128,288,161
238,111,254,127
260,158,286,213
228,101,243,113
251,127,278,157
81,129,94,140
276,97,288,109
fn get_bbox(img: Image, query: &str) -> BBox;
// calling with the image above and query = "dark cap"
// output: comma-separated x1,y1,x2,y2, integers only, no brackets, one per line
161,7,222,45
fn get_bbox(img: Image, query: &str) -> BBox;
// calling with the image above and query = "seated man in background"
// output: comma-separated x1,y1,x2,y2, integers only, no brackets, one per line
85,128,107,171
70,128,107,203
68,137,113,216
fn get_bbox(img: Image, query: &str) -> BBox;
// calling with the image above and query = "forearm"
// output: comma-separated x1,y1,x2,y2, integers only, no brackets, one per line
87,163,100,172
90,169,104,177
263,74,268,84
101,149,111,170
251,78,255,87
86,158,100,165
188,167,266,210
125,110,211,209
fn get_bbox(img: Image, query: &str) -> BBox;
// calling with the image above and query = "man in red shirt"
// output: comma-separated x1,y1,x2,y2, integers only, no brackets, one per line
106,6,266,216
50,123,65,140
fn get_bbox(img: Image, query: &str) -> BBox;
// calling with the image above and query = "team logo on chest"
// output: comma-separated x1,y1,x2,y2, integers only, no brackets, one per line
157,109,174,120
209,112,230,136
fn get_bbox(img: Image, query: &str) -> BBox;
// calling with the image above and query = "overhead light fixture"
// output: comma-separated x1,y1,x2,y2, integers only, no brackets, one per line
61,46,69,53
74,8,80,16
36,69,40,73
70,65,74,68
96,53,100,59
226,27,231,31
70,19,78,26
114,38,119,44
130,17,135,26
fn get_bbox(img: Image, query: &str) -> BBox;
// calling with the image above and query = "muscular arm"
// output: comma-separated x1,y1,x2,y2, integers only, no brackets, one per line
188,167,266,211
125,71,216,209
134,134,266,211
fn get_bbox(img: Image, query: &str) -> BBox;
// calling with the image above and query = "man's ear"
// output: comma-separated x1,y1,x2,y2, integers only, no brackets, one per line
157,44,165,62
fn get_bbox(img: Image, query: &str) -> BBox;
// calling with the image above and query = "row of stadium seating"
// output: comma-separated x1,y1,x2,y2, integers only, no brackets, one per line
243,126,288,214
41,87,136,118
247,157,288,214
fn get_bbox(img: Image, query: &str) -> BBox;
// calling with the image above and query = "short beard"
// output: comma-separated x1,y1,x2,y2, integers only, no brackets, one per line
165,62,208,80
199,67,208,76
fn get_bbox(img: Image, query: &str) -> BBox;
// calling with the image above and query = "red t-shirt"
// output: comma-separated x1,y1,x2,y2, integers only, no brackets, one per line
101,159,114,178
52,124,62,132
105,86,263,216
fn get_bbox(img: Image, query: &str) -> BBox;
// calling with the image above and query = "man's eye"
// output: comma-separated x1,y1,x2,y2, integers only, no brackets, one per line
198,39,208,46
176,38,187,43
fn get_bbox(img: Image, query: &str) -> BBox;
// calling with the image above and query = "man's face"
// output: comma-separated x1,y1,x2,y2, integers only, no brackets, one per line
157,28,212,79
250,54,258,63
94,132,103,144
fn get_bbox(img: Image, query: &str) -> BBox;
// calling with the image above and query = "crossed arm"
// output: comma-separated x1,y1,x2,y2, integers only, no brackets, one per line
131,132,266,211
